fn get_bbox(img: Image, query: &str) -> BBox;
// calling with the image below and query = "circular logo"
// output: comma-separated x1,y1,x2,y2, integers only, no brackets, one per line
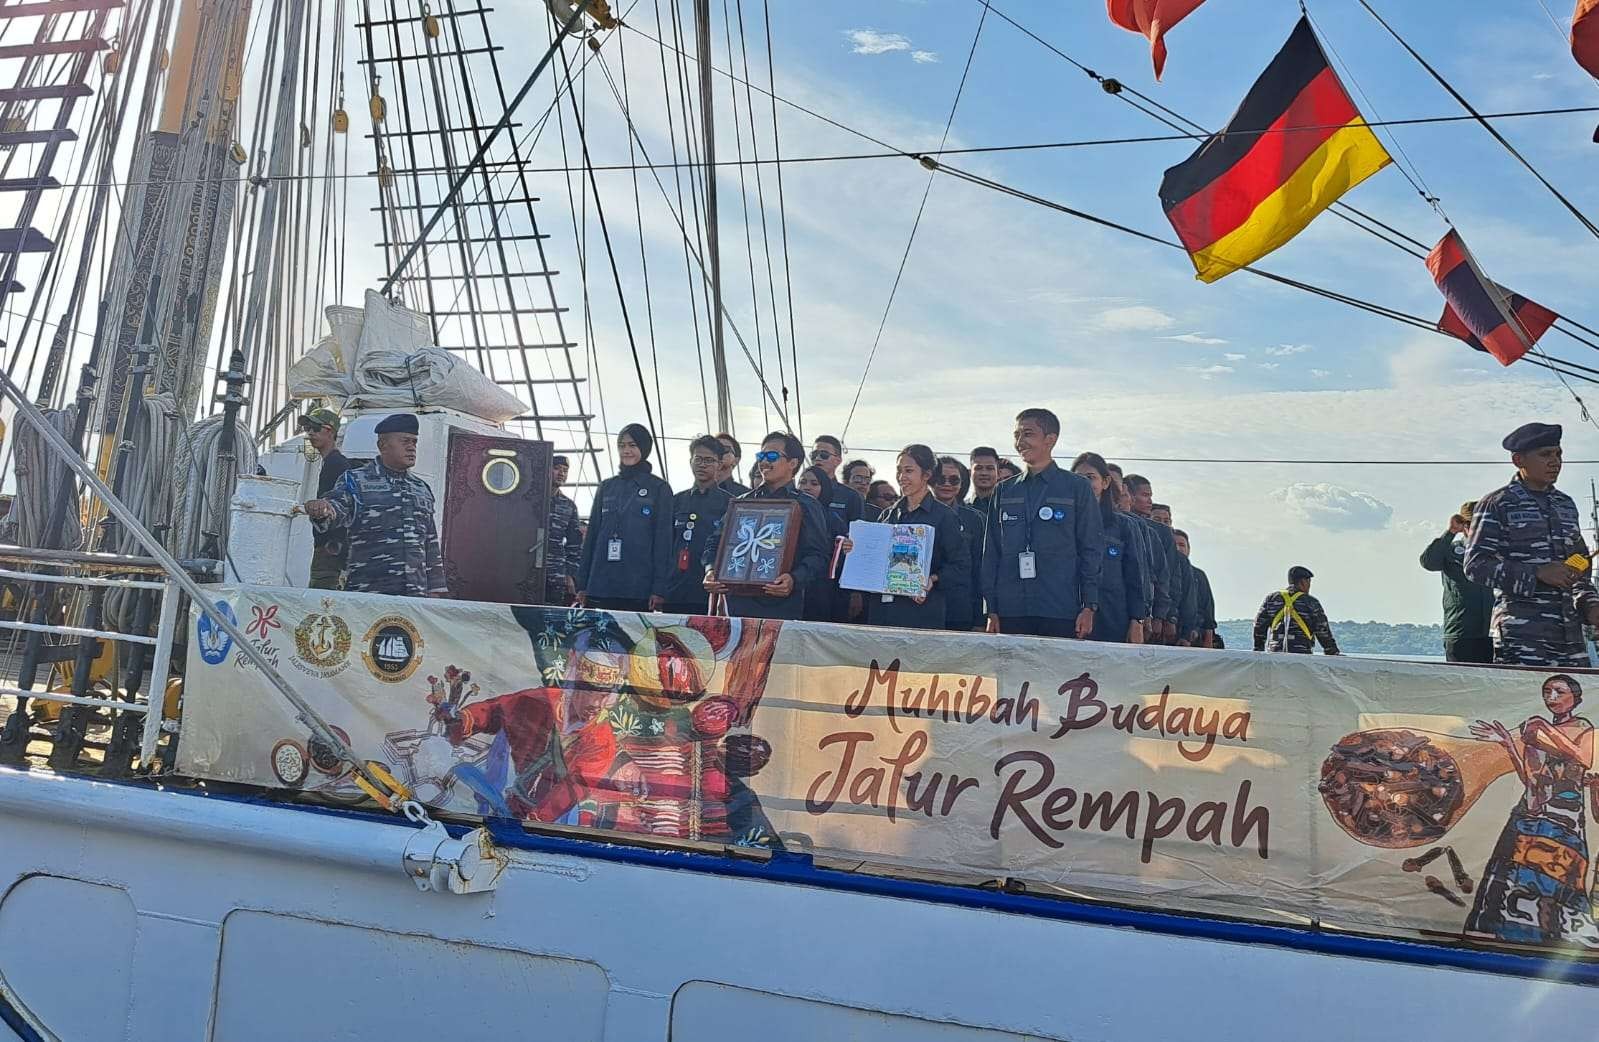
362,615,424,683
1052,509,1065,521
638,487,649,497
293,602,353,678
642,506,652,516
197,600,238,665
1108,546,1121,557
1038,506,1053,521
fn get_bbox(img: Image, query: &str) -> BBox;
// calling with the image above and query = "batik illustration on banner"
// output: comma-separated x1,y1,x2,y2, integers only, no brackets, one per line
180,586,1599,955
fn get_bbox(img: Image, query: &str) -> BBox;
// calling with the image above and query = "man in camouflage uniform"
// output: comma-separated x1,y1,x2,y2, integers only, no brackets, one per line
545,454,582,605
303,413,448,598
1464,422,1598,667
1253,566,1340,654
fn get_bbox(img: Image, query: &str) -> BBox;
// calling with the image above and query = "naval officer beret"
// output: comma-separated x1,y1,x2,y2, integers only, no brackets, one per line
374,413,419,436
1502,422,1561,453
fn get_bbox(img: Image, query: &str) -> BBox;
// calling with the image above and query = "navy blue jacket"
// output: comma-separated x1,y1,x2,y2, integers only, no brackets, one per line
576,463,674,601
663,483,733,609
981,463,1103,621
1139,516,1180,624
866,494,970,630
712,483,831,621
1120,511,1155,622
944,502,986,629
1092,512,1149,642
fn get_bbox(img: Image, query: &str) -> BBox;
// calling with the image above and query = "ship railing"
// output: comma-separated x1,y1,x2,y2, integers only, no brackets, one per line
0,545,219,774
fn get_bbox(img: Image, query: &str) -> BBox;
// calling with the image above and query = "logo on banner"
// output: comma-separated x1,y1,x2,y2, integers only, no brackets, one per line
293,600,353,678
363,614,423,683
196,600,237,665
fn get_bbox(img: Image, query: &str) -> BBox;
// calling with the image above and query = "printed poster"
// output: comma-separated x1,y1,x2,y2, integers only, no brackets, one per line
180,585,1599,955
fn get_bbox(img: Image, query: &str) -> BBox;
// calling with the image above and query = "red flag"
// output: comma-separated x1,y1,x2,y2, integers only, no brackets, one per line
1575,0,1599,79
1107,0,1208,80
1427,230,1559,366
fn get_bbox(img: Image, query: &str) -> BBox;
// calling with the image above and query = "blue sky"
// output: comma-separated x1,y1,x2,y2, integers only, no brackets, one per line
7,0,1596,623
505,0,1599,624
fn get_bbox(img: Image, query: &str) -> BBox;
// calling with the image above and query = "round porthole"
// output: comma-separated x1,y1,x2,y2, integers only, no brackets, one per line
482,457,521,495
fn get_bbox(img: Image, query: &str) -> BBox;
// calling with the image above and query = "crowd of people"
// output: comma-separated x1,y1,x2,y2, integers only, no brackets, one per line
543,407,1221,647
1420,421,1599,669
293,407,1594,671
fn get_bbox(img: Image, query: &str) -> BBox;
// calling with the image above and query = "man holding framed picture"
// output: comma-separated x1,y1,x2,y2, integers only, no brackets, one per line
704,431,830,621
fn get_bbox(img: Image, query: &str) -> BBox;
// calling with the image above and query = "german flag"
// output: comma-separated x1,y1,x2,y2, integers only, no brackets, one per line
1428,229,1558,367
1159,17,1391,283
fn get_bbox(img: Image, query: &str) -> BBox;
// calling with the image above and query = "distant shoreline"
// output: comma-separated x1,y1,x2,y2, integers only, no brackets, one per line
1216,618,1443,658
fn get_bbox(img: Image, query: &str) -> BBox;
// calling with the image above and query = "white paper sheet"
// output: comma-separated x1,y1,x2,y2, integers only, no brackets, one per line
838,519,935,596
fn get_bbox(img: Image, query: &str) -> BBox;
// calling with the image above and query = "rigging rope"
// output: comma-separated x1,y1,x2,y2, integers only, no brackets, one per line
1354,0,1599,241
841,0,990,441
761,0,801,439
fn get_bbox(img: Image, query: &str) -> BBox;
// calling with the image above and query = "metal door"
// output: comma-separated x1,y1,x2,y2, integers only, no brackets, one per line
442,431,552,604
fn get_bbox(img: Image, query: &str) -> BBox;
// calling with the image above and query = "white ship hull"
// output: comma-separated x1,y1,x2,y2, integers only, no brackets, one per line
2,766,1592,1042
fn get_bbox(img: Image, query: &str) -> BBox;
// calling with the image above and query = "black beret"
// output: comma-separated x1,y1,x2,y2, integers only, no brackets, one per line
374,413,419,436
1502,422,1561,453
1288,565,1314,583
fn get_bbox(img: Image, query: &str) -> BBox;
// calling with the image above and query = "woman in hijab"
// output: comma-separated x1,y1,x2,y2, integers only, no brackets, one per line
797,465,848,621
576,423,674,612
1071,451,1146,643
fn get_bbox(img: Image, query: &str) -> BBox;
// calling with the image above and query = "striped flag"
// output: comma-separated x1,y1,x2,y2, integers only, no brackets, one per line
1427,229,1558,366
1158,17,1391,283
1107,0,1209,80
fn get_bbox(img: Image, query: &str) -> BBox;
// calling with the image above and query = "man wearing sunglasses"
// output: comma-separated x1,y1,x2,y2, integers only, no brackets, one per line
810,435,865,529
715,433,749,496
705,431,829,620
810,435,864,620
662,436,735,616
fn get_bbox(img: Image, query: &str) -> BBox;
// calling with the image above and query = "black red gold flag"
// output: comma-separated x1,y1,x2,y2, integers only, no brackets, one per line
1158,17,1391,283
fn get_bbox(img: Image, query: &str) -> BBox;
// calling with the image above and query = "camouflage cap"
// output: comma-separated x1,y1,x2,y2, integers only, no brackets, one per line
297,407,340,431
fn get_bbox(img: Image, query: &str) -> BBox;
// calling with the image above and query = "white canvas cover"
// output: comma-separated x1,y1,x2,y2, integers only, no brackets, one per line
286,291,528,422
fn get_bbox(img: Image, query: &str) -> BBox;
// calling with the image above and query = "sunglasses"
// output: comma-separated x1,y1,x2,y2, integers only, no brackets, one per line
755,450,784,463
934,475,962,486
809,449,835,462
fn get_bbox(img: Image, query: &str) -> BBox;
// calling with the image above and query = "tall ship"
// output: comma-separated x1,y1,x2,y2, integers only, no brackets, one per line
0,1,1595,1039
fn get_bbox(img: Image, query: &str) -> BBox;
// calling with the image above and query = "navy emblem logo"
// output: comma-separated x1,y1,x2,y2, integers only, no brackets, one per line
363,615,424,683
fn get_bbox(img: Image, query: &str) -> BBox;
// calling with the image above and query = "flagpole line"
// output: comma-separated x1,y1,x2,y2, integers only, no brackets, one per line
1301,1,1445,219
979,0,1599,344
1356,0,1599,242
917,157,1599,394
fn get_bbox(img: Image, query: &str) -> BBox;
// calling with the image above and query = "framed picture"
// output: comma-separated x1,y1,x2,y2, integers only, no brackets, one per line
711,499,803,592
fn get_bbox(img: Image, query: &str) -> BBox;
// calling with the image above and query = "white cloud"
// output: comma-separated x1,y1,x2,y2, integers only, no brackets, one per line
1180,364,1234,378
1224,352,1246,361
1266,343,1311,356
912,50,940,64
1310,369,1331,378
1271,483,1395,532
1257,362,1280,370
1164,332,1228,345
1096,305,1175,332
845,29,911,55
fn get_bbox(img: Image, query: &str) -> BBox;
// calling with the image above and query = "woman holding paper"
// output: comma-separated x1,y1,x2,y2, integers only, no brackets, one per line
842,444,968,630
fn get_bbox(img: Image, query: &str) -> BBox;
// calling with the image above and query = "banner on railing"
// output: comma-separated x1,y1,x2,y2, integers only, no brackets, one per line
180,586,1599,953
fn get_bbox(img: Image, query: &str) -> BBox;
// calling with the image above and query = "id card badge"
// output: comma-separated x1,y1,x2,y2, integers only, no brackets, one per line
1018,551,1037,580
607,538,623,562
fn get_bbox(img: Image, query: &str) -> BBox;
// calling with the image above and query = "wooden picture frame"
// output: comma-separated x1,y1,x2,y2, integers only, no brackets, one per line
711,499,803,593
